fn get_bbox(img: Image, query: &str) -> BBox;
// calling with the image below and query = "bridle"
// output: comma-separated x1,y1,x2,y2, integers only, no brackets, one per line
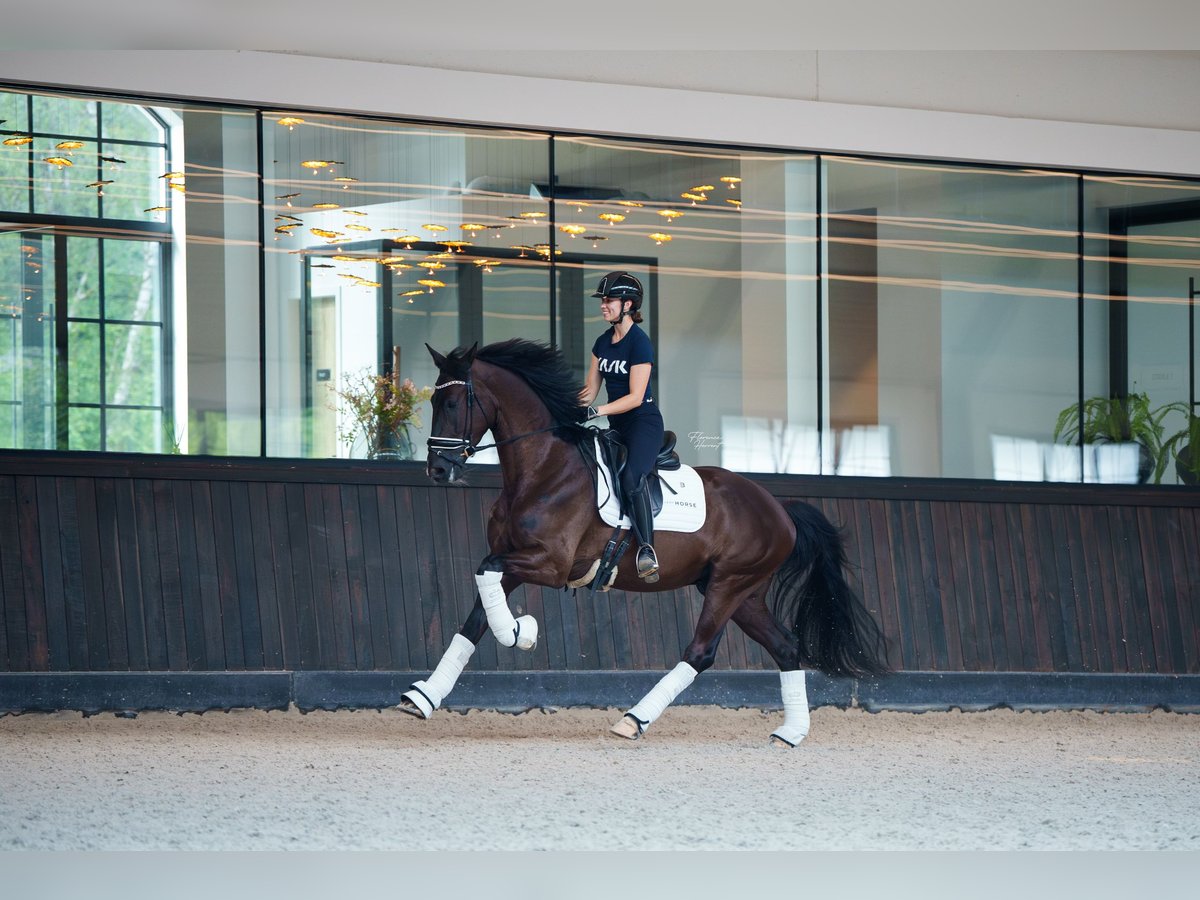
426,372,566,473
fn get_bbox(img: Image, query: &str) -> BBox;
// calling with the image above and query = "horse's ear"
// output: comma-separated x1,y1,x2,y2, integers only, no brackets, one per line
464,342,479,365
426,343,446,369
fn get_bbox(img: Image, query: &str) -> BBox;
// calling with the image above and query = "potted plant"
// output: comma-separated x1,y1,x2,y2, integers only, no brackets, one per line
1158,402,1200,486
330,368,433,460
1053,392,1176,483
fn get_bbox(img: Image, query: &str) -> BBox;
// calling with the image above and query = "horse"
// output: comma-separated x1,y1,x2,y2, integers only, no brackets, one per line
400,339,888,745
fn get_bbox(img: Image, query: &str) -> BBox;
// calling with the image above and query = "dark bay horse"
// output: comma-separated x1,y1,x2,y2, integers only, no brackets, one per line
401,339,887,744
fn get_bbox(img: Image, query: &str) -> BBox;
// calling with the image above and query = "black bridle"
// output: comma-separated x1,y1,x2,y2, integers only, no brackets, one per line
426,372,566,473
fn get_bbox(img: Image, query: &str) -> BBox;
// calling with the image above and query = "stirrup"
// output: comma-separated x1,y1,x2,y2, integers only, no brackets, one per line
636,545,660,583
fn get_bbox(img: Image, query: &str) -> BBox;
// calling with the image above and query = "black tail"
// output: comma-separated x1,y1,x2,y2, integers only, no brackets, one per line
766,502,889,677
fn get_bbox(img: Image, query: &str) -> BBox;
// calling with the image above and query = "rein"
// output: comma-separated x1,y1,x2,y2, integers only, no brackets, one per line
426,375,572,469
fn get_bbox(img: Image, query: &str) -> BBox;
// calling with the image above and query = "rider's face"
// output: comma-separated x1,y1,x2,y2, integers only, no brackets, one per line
599,296,624,322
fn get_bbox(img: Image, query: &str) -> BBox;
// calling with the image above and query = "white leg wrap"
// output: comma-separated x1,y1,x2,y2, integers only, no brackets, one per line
624,662,698,733
402,634,475,718
477,569,538,651
770,669,810,747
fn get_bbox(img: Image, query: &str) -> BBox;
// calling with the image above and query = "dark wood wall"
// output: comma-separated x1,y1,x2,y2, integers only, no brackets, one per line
0,451,1197,676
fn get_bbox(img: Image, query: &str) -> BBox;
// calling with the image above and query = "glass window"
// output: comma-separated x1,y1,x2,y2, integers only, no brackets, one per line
1082,176,1200,485
263,111,550,459
822,157,1079,479
0,86,260,456
553,136,818,470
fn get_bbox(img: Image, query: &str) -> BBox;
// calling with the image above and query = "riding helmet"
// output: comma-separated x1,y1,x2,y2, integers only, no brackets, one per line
592,271,643,309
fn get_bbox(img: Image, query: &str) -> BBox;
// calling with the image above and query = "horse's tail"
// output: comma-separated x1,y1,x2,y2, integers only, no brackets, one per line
766,502,889,677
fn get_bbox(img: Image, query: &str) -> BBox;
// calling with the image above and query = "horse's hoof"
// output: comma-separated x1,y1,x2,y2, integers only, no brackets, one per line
398,685,435,719
610,715,641,740
769,728,806,748
515,615,539,651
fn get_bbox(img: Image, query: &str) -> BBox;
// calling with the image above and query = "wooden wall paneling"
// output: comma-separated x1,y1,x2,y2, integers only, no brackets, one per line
319,484,357,671
1001,503,1040,670
355,483,394,670
929,501,968,669
605,583,632,671
1137,506,1184,672
890,499,925,669
75,477,111,670
878,499,913,671
1159,508,1197,673
299,484,335,669
987,504,1023,671
337,483,374,670
0,476,25,670
35,477,69,670
1045,504,1084,671
1108,506,1151,672
1033,503,1069,670
1088,502,1129,672
282,483,322,669
955,504,993,672
590,572,617,670
111,478,148,671
92,479,130,669
264,483,301,669
132,480,168,670
151,480,187,670
245,482,283,669
373,485,411,672
915,500,954,670
226,481,264,670
1175,507,1200,673
14,476,47,671
170,480,208,669
1016,505,1052,670
424,488,467,668
409,487,446,664
207,482,246,670
1124,505,1166,671
391,486,432,671
188,482,227,671
969,501,1008,671
1071,505,1107,672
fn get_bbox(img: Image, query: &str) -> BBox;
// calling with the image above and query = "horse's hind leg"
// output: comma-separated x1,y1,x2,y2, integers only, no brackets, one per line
611,578,750,740
731,595,809,747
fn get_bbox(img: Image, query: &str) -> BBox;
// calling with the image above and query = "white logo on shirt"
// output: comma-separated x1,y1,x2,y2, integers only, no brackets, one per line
598,358,628,375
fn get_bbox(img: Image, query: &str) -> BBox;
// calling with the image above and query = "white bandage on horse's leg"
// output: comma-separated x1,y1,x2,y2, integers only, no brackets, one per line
403,633,475,718
477,569,518,647
624,661,698,733
770,669,810,747
477,570,538,651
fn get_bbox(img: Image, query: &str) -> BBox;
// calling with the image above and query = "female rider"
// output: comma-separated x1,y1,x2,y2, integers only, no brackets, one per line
578,271,663,583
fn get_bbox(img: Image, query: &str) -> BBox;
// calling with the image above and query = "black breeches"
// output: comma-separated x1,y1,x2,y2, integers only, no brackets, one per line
613,407,664,495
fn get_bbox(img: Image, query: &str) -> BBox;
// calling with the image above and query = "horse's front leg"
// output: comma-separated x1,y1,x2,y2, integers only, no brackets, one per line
398,561,535,720
475,557,539,651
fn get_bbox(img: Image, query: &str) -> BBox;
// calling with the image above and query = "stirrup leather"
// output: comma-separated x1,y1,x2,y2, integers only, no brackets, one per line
636,544,660,582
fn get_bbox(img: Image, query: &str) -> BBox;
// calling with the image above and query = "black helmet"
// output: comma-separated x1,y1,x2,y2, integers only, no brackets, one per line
592,271,643,308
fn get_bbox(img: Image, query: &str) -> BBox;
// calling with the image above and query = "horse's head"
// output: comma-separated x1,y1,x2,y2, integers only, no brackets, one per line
425,342,490,484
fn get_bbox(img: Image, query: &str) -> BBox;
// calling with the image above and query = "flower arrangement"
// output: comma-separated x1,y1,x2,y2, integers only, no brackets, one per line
331,368,433,459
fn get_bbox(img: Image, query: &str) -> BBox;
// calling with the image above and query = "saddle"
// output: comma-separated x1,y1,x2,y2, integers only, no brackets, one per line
593,429,681,517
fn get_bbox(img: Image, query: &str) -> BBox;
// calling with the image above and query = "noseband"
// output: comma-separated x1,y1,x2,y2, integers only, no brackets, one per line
426,378,483,472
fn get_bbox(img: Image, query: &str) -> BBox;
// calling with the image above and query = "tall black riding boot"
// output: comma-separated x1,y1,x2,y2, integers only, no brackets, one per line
628,478,660,583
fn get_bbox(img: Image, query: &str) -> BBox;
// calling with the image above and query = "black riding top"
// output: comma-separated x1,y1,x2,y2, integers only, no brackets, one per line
592,323,655,408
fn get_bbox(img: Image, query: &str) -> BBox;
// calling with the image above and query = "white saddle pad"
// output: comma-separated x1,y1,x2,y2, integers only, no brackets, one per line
593,438,706,533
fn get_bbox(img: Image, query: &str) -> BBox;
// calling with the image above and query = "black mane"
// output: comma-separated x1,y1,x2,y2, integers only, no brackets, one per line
446,339,588,436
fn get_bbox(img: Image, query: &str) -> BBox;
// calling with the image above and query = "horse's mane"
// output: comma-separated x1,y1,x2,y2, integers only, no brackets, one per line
446,339,588,439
